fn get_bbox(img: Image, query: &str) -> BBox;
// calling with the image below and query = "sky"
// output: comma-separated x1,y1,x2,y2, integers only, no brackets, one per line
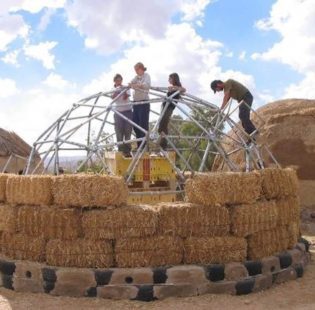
0,0,315,146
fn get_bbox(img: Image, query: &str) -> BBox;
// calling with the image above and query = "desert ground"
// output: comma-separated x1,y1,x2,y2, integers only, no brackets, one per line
0,237,314,310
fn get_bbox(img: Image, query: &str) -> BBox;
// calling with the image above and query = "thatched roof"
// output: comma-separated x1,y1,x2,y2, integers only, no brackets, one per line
0,128,34,158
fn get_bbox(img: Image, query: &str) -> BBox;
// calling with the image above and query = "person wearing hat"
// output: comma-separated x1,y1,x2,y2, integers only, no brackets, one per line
129,62,151,150
210,79,257,138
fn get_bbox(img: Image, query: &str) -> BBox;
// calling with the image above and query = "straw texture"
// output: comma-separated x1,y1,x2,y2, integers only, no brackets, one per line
0,203,17,232
46,239,113,268
184,237,247,264
115,236,183,267
276,197,300,225
185,171,261,206
16,205,81,240
52,174,128,207
0,174,9,202
230,200,278,237
82,205,157,240
6,175,53,205
154,202,230,237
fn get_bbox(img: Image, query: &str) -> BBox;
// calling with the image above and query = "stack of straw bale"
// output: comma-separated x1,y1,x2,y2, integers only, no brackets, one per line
46,239,113,268
185,171,261,206
115,236,183,267
52,174,128,207
230,200,278,237
0,174,9,202
184,237,247,264
6,175,53,205
0,204,17,233
247,227,289,260
0,232,46,262
154,202,230,237
16,205,81,240
276,197,300,225
82,205,157,240
259,168,298,199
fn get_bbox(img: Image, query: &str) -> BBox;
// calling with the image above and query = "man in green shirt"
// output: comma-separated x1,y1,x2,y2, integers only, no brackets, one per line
210,79,257,139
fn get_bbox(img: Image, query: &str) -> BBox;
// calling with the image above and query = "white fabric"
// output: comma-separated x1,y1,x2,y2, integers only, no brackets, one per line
111,86,132,112
130,72,151,101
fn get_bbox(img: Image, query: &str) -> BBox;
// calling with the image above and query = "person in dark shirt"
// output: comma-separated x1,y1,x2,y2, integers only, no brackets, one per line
158,73,186,150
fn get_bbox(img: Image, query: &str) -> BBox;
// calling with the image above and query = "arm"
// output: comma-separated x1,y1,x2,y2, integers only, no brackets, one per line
221,90,231,110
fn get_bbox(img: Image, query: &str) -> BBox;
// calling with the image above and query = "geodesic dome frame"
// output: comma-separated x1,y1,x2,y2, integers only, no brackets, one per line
25,86,279,189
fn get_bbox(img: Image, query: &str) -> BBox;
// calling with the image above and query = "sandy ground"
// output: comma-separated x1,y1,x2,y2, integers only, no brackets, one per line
0,239,314,310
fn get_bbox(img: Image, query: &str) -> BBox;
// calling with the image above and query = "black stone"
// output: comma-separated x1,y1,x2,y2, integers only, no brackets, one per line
204,264,225,282
1,275,14,290
0,260,16,276
95,270,113,286
294,264,304,278
42,268,57,283
278,252,292,269
43,281,55,294
153,267,168,284
244,261,262,276
134,285,156,302
86,287,97,297
235,278,255,295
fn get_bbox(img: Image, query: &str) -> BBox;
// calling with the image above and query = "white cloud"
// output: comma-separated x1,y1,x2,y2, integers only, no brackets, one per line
42,73,73,89
253,0,315,73
284,72,315,99
10,0,66,14
0,78,19,98
0,14,29,51
64,0,213,54
1,49,20,66
180,0,212,25
23,41,58,69
239,51,246,60
38,8,55,32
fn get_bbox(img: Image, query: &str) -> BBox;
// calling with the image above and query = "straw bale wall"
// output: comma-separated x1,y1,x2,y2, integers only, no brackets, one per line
115,236,183,267
0,204,17,232
259,168,299,199
82,205,157,240
16,205,82,240
0,168,302,268
185,171,261,206
154,202,230,237
0,232,46,262
230,200,278,237
184,237,247,264
46,239,113,268
52,175,128,208
6,175,52,205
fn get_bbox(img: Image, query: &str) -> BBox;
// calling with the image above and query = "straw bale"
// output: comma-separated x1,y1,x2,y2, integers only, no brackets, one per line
115,236,183,268
230,200,278,237
0,232,46,262
16,205,81,240
6,175,53,205
0,204,17,232
276,197,300,225
287,222,300,248
46,239,113,268
184,237,247,264
154,202,230,237
0,174,9,202
52,174,128,208
185,171,261,206
82,205,157,240
259,168,299,199
247,227,290,260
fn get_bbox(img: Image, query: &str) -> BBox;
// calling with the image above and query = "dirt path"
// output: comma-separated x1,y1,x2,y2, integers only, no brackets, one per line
1,242,314,310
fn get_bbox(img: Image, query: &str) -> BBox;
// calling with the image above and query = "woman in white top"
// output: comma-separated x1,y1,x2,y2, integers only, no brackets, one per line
112,74,133,157
129,62,151,150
